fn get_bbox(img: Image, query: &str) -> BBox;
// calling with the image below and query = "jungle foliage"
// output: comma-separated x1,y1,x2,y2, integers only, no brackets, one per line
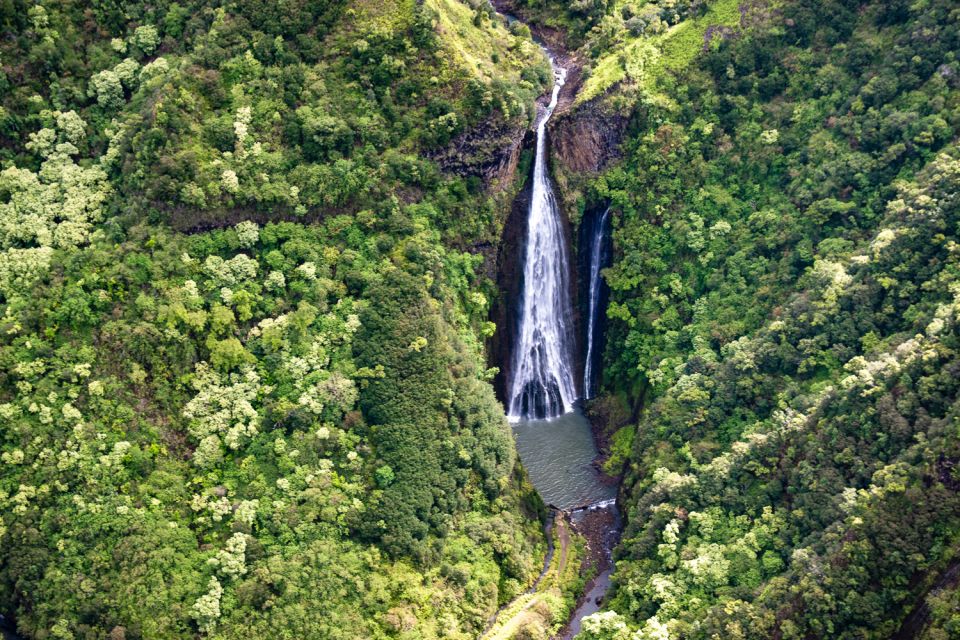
571,0,960,638
0,0,554,638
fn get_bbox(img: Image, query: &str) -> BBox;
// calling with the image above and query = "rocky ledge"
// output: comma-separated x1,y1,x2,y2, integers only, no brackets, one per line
550,96,629,176
428,116,530,192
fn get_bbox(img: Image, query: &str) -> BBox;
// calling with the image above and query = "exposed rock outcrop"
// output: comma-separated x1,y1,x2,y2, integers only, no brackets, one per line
429,116,529,191
550,97,629,175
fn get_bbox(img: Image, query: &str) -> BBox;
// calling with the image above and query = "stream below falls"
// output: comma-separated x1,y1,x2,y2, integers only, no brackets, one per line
500,12,621,637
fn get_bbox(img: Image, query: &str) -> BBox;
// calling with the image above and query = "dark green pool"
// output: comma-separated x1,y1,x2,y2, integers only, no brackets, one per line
511,409,616,510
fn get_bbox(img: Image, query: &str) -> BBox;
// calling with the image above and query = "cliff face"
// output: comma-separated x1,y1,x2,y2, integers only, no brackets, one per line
550,97,629,175
487,94,628,406
430,117,529,191
488,128,586,407
487,169,531,403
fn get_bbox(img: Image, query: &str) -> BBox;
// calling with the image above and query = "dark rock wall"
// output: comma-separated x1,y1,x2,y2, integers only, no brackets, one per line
577,202,613,397
550,97,628,175
429,116,528,192
488,135,534,403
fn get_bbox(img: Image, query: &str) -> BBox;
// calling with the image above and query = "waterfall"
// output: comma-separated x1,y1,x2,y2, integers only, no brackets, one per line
583,207,610,399
507,56,579,421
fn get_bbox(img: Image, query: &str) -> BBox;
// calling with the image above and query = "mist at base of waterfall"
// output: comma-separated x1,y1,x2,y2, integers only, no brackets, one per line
511,410,616,510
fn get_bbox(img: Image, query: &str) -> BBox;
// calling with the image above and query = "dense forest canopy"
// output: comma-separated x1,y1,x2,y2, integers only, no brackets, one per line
0,0,558,637
540,0,960,638
3,0,960,638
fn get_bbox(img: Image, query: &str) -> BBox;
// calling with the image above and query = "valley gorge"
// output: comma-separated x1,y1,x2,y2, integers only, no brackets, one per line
483,7,628,637
2,1,960,639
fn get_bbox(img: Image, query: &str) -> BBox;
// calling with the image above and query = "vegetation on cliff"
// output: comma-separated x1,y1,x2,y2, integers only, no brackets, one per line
556,0,960,638
6,0,960,638
0,1,558,638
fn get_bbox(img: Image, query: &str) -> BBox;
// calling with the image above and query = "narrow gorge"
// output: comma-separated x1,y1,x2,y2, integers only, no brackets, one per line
487,9,623,637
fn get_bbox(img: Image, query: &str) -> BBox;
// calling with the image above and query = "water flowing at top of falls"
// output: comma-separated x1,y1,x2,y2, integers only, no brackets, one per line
583,206,610,399
507,56,579,421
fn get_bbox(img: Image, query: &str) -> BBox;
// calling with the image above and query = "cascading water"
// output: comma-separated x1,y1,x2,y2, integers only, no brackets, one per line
491,21,621,638
507,57,579,421
583,206,611,399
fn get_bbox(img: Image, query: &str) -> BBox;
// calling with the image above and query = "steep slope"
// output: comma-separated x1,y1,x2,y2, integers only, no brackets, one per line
0,1,555,638
525,0,960,637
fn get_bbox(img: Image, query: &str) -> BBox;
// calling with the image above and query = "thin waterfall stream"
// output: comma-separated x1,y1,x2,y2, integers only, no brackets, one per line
583,206,611,399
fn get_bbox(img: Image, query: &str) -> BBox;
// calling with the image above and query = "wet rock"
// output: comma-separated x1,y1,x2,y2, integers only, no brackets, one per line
569,504,619,573
487,146,534,402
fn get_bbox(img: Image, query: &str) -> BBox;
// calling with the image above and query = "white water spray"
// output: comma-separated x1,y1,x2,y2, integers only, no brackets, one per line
507,56,579,421
583,207,610,399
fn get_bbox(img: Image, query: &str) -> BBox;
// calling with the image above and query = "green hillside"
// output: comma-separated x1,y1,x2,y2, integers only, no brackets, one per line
558,0,960,637
4,0,960,638
0,1,554,637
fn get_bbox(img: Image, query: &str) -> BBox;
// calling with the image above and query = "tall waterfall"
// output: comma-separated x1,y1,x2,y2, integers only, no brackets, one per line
507,57,579,421
583,207,610,399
